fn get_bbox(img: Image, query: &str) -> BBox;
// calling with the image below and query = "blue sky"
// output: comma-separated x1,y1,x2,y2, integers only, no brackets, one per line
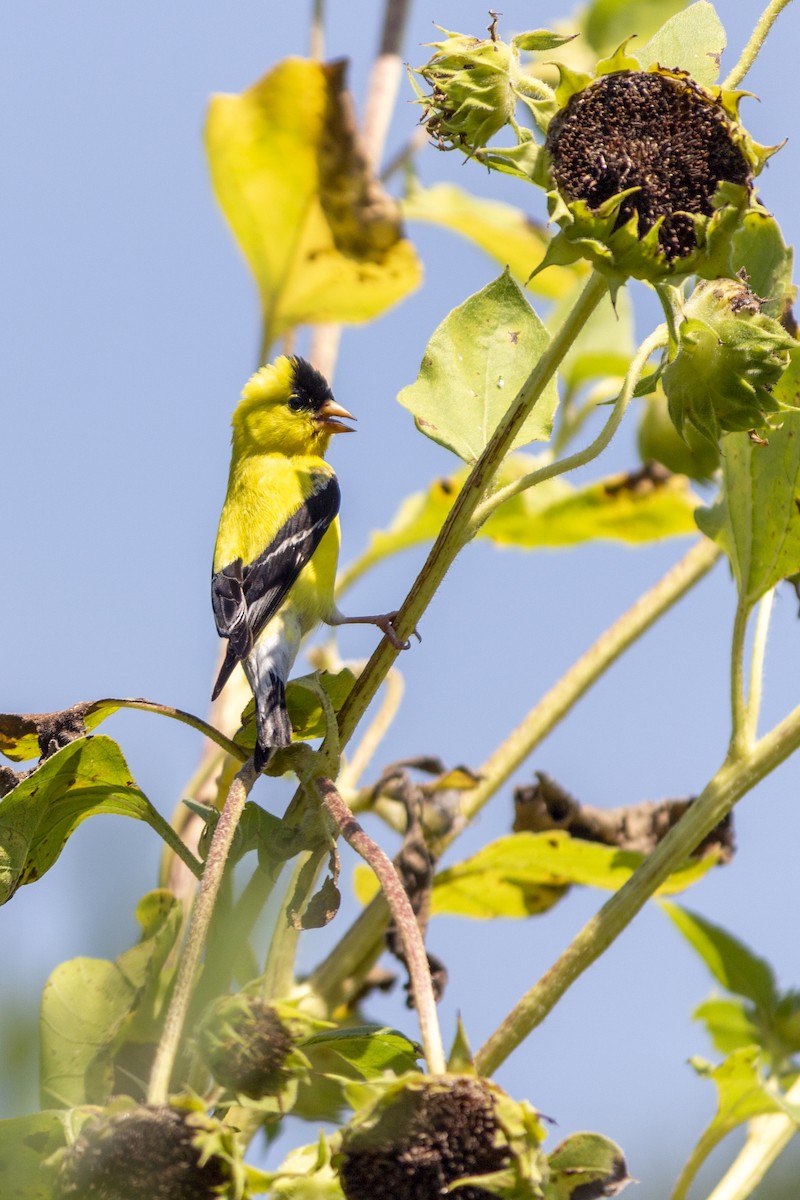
3,1,800,1192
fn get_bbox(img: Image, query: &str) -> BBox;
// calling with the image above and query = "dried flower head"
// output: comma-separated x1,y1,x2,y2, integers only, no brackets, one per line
197,994,312,1103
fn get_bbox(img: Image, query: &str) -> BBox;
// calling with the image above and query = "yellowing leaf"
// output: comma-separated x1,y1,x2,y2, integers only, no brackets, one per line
402,183,583,300
353,831,715,918
206,58,421,346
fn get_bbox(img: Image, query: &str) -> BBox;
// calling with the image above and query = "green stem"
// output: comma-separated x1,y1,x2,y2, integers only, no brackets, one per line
729,597,753,760
315,776,446,1075
148,760,255,1104
745,588,775,745
474,698,800,1077
335,271,608,750
310,537,721,1009
723,0,794,89
469,325,667,532
114,698,247,762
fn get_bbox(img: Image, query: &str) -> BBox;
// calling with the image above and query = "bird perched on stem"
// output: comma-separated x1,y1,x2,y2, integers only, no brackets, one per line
212,355,414,771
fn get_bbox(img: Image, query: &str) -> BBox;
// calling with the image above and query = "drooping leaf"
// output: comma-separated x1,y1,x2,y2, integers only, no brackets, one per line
402,183,583,300
583,0,689,56
353,831,716,918
695,379,800,607
40,890,181,1108
0,1111,69,1198
302,1026,422,1081
545,1132,631,1199
635,1,726,85
675,1048,800,1198
661,902,778,1012
0,736,197,903
206,58,421,347
397,271,559,463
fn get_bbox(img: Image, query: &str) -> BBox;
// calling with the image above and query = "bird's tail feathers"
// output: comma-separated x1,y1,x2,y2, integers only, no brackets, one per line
253,672,292,771
211,646,238,702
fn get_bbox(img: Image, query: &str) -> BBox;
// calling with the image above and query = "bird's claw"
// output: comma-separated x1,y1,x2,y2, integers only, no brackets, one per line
378,612,421,651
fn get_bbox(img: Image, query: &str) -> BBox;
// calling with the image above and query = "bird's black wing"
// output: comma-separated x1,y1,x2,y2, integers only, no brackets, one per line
211,471,340,699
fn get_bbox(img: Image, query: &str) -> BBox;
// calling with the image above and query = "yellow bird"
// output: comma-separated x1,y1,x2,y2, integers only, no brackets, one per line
212,355,411,770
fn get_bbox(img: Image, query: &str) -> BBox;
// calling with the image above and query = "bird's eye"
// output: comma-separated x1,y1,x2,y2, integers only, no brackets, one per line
288,394,305,412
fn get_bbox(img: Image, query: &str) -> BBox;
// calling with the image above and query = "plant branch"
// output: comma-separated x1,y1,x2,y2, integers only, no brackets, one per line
468,324,668,532
315,775,446,1075
729,597,753,760
745,588,775,745
334,271,608,751
474,698,800,1077
705,1098,800,1200
361,0,413,171
723,0,794,89
114,698,248,762
148,760,256,1105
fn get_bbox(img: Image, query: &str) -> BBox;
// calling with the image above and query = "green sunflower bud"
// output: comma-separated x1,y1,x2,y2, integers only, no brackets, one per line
336,1073,549,1200
662,276,797,444
50,1105,232,1200
637,387,720,482
536,49,777,289
197,994,310,1102
409,24,566,157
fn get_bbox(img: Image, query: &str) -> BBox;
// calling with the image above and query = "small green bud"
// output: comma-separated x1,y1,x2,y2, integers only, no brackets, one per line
637,388,720,482
662,276,797,444
336,1073,549,1200
50,1105,231,1200
197,994,306,1101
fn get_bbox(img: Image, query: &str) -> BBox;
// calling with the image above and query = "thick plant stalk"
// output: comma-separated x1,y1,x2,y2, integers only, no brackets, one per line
315,776,446,1075
148,761,255,1104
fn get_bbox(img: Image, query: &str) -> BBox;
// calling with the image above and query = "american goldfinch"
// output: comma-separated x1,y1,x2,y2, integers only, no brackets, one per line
212,355,411,771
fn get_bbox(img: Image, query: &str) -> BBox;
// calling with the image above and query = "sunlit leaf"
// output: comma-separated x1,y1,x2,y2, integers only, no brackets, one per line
353,831,715,917
732,211,796,320
582,0,689,56
662,902,778,1012
0,737,194,903
696,380,800,607
635,1,725,85
398,271,559,463
693,997,762,1057
402,183,583,300
302,1026,422,1081
40,890,181,1108
0,1110,68,1197
545,1132,631,1199
676,1048,800,1198
206,58,421,346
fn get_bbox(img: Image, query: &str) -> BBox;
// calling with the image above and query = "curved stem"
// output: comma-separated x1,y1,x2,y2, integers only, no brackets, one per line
469,324,667,533
705,1099,800,1200
114,698,248,762
148,760,255,1104
474,697,800,1077
723,0,794,89
729,597,752,760
315,776,446,1075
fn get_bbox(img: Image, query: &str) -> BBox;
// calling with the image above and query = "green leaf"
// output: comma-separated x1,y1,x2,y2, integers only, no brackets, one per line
354,831,716,918
545,1132,631,1199
235,668,356,755
732,211,796,320
693,997,762,1057
0,1111,68,1198
583,0,688,56
675,1048,800,1198
661,902,778,1012
205,58,421,346
635,1,726,85
302,1026,422,1081
402,184,584,300
0,736,197,903
695,390,800,607
40,890,181,1107
397,271,559,463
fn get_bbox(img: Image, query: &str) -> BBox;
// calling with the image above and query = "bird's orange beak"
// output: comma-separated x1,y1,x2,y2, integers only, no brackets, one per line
317,398,357,434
